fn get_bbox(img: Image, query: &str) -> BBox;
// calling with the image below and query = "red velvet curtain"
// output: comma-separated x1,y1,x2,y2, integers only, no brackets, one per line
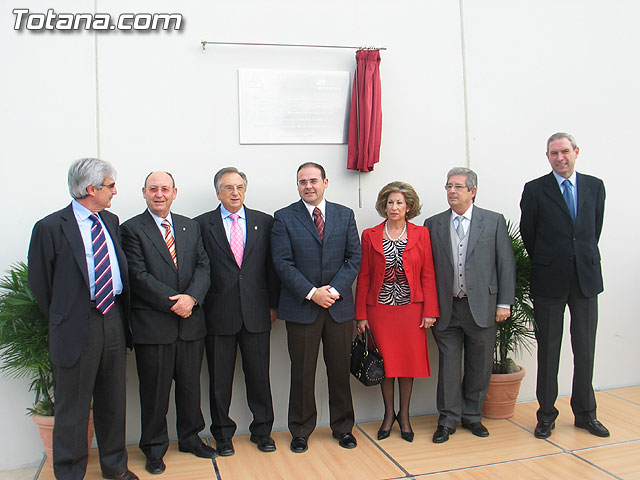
347,49,382,172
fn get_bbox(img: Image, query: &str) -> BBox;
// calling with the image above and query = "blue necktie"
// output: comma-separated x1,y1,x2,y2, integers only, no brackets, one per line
562,179,576,224
90,214,115,314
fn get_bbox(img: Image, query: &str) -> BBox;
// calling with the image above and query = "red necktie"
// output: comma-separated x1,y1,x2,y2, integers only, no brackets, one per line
313,207,324,241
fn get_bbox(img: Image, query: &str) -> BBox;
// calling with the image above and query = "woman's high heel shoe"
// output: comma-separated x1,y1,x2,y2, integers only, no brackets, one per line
397,412,414,442
377,413,397,440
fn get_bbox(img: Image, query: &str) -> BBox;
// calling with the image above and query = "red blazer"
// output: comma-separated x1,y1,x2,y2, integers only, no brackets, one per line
355,221,439,320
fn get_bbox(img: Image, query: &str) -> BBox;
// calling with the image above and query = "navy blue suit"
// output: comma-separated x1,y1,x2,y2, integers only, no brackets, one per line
271,200,360,437
520,171,605,423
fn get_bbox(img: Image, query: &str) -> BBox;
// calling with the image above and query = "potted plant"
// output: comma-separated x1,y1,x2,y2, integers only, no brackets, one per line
0,262,93,466
482,223,536,419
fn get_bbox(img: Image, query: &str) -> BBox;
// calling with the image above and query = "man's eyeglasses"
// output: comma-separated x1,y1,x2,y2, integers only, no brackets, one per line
298,179,321,187
222,185,245,193
444,184,468,192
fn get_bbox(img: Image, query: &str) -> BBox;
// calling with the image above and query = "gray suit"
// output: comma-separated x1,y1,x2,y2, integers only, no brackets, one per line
425,206,515,427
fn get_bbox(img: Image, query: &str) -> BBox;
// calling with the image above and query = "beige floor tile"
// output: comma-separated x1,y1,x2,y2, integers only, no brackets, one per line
418,453,614,479
214,429,404,480
37,443,216,480
0,466,39,480
510,392,640,450
358,413,561,476
576,441,640,480
605,385,640,405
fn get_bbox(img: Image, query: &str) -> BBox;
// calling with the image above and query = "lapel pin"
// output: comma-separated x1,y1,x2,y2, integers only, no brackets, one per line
182,227,186,231
254,225,258,230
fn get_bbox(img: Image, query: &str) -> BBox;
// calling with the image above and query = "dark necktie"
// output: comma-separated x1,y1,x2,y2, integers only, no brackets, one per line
90,214,115,314
313,207,324,241
562,179,576,224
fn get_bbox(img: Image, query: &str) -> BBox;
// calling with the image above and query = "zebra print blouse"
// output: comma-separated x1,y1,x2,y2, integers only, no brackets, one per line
377,238,411,306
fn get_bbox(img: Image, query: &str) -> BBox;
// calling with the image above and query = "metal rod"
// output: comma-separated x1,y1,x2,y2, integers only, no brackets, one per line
201,40,387,52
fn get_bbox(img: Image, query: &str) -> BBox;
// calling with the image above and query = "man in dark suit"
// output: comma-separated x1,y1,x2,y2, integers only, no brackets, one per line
194,167,280,456
520,132,608,439
121,171,215,475
425,167,515,444
271,162,361,453
28,158,138,480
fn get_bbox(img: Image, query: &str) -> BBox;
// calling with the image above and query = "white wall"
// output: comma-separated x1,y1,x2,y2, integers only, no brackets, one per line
1,0,638,470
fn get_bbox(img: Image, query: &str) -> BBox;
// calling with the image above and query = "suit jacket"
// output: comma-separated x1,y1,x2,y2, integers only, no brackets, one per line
121,210,210,344
271,200,361,324
28,203,131,368
519,172,605,298
425,206,515,329
355,221,439,319
194,206,280,336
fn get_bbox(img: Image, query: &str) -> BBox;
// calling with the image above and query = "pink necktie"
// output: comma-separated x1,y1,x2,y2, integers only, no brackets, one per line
229,213,244,267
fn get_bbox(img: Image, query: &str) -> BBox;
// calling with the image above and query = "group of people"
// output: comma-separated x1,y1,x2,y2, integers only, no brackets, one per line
26,132,608,480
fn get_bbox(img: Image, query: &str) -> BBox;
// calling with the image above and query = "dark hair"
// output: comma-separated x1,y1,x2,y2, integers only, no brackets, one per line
297,162,326,180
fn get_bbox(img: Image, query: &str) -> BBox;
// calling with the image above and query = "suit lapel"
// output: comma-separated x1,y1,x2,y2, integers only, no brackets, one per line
141,210,176,270
466,207,485,258
244,207,258,261
173,214,187,270
434,211,454,268
294,200,321,243
60,204,90,287
575,172,590,223
543,172,573,223
207,207,238,266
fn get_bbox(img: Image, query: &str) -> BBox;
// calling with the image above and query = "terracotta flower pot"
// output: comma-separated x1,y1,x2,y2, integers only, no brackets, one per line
482,366,526,419
32,411,94,467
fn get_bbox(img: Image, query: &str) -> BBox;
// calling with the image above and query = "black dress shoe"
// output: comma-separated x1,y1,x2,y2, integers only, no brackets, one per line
575,419,610,437
534,421,555,439
102,471,139,480
462,422,489,438
290,436,308,453
432,425,456,443
377,413,397,440
250,434,276,452
216,438,235,456
332,432,357,449
145,458,166,475
178,442,217,458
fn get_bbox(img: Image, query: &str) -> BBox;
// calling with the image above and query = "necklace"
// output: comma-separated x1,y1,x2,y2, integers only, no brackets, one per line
385,220,407,242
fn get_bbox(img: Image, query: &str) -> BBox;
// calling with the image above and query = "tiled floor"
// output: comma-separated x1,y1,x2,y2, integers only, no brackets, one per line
25,386,640,479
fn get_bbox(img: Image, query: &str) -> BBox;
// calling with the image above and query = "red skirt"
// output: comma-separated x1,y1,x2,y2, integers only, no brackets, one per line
366,303,431,378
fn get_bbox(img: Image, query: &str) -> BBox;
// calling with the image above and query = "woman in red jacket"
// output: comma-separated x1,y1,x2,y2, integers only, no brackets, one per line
356,181,439,442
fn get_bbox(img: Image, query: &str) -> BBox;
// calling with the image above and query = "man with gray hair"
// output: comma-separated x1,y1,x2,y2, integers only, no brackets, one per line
425,167,515,443
28,158,138,479
520,133,608,439
194,167,280,456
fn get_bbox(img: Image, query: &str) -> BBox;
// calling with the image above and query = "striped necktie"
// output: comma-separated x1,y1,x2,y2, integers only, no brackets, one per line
313,207,324,241
90,214,115,315
161,220,177,267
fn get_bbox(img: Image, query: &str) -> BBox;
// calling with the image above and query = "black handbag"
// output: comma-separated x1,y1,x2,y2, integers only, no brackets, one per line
350,326,385,386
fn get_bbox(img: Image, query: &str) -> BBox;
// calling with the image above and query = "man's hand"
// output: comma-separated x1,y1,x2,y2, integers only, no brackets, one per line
270,308,278,324
495,307,511,323
311,285,340,308
169,294,196,318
